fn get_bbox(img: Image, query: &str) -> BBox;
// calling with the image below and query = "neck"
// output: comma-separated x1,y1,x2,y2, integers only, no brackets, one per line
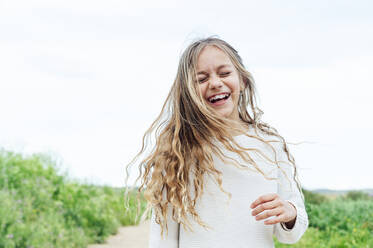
228,120,250,136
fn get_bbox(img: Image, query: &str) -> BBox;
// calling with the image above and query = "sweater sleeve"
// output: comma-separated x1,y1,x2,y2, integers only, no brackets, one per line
273,144,309,244
148,187,180,248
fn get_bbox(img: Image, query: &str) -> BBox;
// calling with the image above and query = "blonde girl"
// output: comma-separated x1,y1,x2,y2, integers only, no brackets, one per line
124,36,309,247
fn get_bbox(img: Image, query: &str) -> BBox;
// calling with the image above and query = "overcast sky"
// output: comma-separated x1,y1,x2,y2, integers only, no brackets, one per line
1,0,372,191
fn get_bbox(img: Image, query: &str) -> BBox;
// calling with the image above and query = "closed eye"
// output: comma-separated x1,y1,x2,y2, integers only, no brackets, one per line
198,77,207,83
197,72,230,83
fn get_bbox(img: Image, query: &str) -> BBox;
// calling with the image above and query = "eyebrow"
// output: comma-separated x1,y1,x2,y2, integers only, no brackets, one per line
197,64,231,75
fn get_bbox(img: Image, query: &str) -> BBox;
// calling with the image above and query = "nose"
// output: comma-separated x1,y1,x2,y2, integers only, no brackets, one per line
209,74,223,89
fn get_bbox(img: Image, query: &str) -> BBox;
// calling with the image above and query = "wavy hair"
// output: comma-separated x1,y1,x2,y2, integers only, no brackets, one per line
124,36,306,239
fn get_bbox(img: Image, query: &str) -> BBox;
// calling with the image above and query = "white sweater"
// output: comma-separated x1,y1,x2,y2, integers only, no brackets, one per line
148,129,309,247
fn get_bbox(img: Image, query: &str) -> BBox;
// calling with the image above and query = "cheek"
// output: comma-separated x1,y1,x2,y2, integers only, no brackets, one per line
228,81,240,95
198,84,207,98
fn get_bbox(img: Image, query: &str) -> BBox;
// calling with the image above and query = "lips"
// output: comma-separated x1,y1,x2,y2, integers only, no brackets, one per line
207,92,231,102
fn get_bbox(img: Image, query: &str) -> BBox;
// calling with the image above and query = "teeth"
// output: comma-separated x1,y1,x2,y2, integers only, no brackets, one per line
209,93,229,102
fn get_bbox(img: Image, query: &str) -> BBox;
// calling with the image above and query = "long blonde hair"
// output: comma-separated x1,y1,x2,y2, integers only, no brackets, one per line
124,36,306,239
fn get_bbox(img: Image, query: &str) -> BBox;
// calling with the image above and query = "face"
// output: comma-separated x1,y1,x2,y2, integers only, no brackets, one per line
196,45,243,121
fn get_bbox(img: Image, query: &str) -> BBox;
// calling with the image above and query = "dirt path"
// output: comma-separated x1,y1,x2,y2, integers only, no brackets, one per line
88,219,150,248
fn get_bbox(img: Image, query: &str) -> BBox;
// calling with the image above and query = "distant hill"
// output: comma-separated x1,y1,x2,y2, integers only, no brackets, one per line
311,188,373,196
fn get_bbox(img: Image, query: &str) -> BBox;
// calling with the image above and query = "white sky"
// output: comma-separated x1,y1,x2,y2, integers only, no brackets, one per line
1,0,372,191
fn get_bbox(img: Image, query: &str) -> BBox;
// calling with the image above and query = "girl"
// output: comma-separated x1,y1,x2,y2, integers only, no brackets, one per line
124,36,309,247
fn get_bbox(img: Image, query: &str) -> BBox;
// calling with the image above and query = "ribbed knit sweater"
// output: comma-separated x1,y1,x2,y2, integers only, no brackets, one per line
148,129,309,247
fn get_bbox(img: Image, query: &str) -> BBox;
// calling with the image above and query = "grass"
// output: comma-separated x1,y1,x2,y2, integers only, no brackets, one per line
1,147,372,247
274,189,373,247
0,148,147,248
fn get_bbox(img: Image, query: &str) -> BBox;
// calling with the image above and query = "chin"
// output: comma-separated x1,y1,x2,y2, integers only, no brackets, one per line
217,110,234,119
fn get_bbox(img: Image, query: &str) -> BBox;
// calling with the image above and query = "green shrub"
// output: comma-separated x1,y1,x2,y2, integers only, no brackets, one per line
0,148,147,247
275,196,373,247
302,189,330,205
344,190,372,201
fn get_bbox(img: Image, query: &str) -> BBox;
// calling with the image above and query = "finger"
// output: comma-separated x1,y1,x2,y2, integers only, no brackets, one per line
255,207,283,221
250,193,277,209
251,199,280,216
264,213,287,225
250,193,279,209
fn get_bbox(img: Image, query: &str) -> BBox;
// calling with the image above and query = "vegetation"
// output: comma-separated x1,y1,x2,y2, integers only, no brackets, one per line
0,149,147,248
274,189,373,247
1,148,372,247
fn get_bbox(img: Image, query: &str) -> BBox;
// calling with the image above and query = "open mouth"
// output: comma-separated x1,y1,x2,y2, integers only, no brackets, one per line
207,93,231,105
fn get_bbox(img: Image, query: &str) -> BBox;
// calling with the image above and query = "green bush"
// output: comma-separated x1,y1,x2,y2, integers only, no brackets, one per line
275,194,373,247
302,189,330,205
344,190,372,201
0,148,147,248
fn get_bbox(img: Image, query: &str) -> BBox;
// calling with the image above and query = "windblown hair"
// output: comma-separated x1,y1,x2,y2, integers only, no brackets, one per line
124,36,306,239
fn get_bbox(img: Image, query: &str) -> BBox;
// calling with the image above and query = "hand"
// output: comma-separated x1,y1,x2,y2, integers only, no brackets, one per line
250,193,297,227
